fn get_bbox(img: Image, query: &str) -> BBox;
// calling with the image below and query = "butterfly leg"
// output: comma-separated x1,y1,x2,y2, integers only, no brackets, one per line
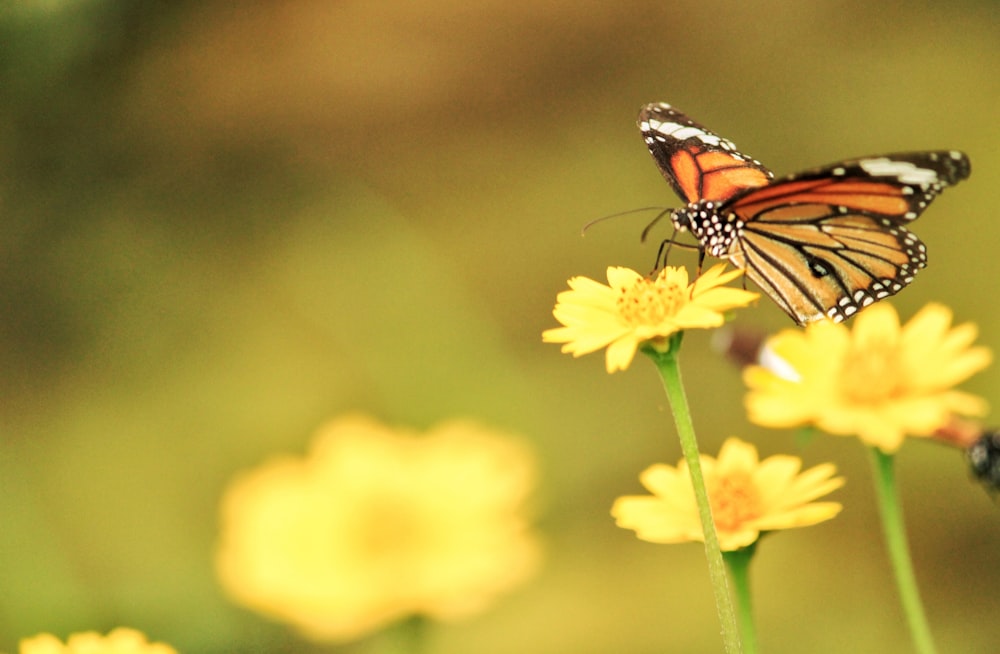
651,238,702,274
653,238,674,272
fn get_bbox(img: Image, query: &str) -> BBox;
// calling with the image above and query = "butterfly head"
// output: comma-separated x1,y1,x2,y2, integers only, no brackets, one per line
671,201,742,258
668,206,692,233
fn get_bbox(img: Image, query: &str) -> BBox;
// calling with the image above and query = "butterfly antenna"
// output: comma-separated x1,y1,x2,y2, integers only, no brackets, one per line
640,208,674,242
582,206,668,236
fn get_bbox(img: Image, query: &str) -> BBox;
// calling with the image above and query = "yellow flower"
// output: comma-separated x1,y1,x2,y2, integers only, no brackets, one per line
216,414,541,642
612,438,843,551
543,264,758,373
744,302,992,453
18,629,176,654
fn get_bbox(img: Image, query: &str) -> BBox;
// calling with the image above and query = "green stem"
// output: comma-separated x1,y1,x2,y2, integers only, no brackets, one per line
374,616,427,654
724,546,758,654
868,448,936,654
646,338,743,654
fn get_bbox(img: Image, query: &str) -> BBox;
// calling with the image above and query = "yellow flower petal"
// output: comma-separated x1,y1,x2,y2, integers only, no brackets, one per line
606,265,646,288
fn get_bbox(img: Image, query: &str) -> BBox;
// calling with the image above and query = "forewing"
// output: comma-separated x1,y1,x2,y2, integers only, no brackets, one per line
729,151,970,222
638,102,773,204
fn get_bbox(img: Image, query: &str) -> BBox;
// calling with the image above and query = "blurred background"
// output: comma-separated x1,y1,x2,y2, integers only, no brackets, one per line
2,1,999,652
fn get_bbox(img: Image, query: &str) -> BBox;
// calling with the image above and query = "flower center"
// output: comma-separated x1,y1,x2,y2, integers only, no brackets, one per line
839,341,902,404
616,276,687,326
357,496,422,562
709,473,761,532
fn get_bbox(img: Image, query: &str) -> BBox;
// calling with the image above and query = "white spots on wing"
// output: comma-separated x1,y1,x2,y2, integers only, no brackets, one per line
832,167,846,176
859,158,939,186
646,120,724,146
949,150,963,160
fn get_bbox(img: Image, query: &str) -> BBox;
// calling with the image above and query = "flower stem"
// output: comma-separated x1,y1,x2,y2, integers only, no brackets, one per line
868,447,937,654
724,546,758,654
376,616,427,654
646,340,743,654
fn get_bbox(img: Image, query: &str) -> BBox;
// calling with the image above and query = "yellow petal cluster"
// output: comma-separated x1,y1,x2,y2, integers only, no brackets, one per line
543,264,758,372
215,414,541,642
18,629,176,654
744,303,992,452
612,438,843,551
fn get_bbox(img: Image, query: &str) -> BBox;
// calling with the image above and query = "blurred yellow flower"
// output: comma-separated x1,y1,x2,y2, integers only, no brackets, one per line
543,264,758,373
744,302,992,453
18,629,176,654
612,438,843,551
216,414,541,642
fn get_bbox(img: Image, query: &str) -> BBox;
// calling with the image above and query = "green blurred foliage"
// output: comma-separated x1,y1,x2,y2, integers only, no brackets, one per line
1,1,999,652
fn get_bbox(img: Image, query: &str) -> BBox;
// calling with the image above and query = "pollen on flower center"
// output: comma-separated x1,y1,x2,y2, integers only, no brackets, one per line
616,276,687,325
840,345,903,404
709,474,761,531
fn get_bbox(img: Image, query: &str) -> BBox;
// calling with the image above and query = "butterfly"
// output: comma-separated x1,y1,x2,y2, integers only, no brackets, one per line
638,102,971,324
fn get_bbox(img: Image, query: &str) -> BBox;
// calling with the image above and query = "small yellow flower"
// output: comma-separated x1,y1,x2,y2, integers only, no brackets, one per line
216,414,541,643
18,629,176,654
543,264,758,373
612,438,843,551
744,302,992,453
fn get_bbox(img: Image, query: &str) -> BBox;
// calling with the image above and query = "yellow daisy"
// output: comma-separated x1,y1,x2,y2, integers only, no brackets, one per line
18,629,176,654
216,414,541,643
611,438,844,552
744,302,992,453
543,264,758,373
612,437,843,551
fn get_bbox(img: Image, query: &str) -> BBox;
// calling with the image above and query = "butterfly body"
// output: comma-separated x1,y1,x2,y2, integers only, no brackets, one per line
639,102,971,324
670,200,744,257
